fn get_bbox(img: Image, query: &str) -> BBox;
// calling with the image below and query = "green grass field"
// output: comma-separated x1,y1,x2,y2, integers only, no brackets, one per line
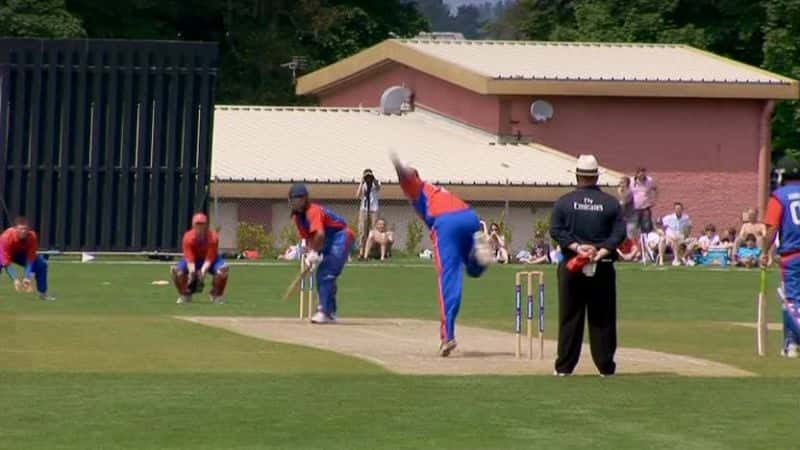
0,259,796,449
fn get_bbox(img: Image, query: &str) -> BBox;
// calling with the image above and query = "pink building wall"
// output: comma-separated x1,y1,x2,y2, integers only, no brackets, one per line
319,63,502,133
318,65,766,229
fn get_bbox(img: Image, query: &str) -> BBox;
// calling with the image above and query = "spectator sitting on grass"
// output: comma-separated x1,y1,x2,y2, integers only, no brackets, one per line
737,208,766,249
362,218,394,261
488,222,509,264
616,236,640,262
549,245,563,264
520,231,550,264
660,202,693,266
689,224,720,264
736,234,761,268
644,225,663,265
722,227,738,262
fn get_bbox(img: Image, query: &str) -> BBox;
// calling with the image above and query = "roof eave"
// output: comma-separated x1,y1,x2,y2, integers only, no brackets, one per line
297,39,490,96
487,78,800,100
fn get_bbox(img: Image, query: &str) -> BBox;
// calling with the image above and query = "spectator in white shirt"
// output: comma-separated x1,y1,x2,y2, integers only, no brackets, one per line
686,224,720,265
696,224,720,254
356,168,380,259
644,227,664,265
660,202,693,266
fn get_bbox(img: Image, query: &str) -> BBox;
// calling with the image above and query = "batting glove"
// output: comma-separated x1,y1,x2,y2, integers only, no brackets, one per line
305,250,323,270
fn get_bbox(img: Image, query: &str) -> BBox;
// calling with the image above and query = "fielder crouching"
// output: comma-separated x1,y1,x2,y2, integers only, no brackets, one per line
0,216,54,301
172,213,228,304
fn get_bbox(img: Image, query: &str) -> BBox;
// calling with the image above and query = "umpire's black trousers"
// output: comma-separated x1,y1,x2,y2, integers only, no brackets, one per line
555,261,617,375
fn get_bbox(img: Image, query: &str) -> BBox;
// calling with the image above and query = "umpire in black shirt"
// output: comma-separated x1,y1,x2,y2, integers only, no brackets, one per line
550,155,626,376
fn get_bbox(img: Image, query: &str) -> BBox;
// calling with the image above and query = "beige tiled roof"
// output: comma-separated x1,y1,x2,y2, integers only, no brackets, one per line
400,39,789,84
212,106,621,186
296,39,799,99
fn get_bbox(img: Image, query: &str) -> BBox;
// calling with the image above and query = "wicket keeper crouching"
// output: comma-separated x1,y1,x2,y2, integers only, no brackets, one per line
0,216,54,301
172,213,228,304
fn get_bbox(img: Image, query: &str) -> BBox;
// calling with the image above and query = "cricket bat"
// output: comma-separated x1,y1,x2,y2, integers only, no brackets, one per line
756,268,767,357
283,265,312,301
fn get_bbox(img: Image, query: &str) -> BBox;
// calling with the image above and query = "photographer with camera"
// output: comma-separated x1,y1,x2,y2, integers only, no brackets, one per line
356,168,380,259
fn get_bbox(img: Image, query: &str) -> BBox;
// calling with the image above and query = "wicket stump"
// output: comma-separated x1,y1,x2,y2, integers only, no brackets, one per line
514,271,545,359
298,254,316,320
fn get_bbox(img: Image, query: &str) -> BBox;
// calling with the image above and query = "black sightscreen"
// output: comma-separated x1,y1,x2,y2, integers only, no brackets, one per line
0,39,218,251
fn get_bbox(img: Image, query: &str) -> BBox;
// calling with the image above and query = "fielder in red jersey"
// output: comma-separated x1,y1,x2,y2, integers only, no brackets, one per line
0,216,53,300
172,213,228,304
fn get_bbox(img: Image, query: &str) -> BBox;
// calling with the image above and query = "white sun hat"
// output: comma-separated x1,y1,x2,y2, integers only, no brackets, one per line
574,154,601,176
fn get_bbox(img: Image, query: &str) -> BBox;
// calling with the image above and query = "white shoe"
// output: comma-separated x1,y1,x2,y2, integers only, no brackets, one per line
210,295,225,304
438,339,457,357
176,295,192,304
672,259,681,267
781,342,799,358
310,311,335,324
472,231,493,267
38,293,55,301
553,370,571,377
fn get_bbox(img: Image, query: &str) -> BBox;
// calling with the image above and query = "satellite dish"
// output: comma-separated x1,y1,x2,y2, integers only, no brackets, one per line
530,100,554,123
380,86,412,115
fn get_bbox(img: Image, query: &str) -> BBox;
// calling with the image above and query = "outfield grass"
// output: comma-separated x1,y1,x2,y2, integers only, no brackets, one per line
0,260,796,449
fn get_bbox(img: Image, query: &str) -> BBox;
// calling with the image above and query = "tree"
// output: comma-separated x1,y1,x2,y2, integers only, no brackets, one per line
764,0,800,157
451,5,485,38
62,0,427,105
413,0,454,31
0,0,85,38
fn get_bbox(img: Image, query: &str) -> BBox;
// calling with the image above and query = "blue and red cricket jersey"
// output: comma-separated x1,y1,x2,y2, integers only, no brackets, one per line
292,203,354,317
293,203,353,243
0,227,38,269
182,229,220,264
764,181,800,345
0,227,49,293
398,170,486,342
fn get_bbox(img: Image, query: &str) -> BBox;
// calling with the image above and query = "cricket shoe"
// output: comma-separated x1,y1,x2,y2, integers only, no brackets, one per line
472,231,494,267
438,339,457,357
553,370,571,377
176,295,192,304
310,311,336,324
209,295,225,304
780,341,799,359
38,293,55,301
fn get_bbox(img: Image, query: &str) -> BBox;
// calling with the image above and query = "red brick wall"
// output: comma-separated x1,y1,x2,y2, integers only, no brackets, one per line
318,66,766,229
319,63,502,133
649,171,756,233
504,96,762,172
503,96,764,227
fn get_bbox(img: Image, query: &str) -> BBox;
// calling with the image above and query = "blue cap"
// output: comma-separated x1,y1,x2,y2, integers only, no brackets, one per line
288,183,309,198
